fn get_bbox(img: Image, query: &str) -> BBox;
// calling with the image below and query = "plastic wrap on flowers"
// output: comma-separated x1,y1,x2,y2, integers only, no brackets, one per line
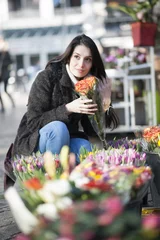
75,76,107,149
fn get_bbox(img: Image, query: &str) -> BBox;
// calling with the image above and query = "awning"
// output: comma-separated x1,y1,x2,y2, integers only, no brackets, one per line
3,25,82,39
100,36,133,48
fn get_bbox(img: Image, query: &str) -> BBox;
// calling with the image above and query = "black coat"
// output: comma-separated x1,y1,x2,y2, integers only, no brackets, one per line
12,61,96,157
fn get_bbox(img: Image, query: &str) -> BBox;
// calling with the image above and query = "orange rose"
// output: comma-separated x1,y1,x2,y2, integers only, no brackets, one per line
75,76,96,96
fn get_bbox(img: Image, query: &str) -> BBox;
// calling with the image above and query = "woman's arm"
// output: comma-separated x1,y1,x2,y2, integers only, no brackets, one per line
26,69,69,132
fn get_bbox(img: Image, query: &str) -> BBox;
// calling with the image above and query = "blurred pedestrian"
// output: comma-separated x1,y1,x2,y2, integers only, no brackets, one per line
0,36,15,112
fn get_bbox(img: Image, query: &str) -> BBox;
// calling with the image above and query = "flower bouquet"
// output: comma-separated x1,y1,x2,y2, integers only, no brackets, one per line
107,137,143,152
71,158,151,204
142,126,160,154
141,126,160,199
12,151,62,181
79,144,146,167
75,76,109,149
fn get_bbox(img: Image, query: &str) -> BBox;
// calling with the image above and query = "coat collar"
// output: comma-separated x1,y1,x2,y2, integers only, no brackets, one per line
60,62,73,88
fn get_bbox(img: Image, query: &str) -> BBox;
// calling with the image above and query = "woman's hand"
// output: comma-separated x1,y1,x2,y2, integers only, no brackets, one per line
65,97,98,115
98,78,111,112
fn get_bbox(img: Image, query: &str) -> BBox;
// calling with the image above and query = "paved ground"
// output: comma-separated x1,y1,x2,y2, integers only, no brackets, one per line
0,90,28,239
0,91,28,193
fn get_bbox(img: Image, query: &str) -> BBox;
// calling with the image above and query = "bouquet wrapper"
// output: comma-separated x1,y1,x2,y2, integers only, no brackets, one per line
75,76,108,149
88,82,108,149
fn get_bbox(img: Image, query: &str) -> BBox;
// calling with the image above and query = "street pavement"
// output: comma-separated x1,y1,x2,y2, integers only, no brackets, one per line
0,90,28,239
0,91,28,194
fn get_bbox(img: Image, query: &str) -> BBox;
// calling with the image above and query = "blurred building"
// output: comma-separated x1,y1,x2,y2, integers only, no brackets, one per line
0,0,138,72
0,0,110,72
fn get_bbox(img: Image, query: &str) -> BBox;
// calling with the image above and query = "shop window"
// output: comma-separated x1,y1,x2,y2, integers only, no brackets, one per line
70,0,80,7
8,0,21,11
54,0,61,8
48,53,59,61
30,54,40,67
16,55,24,69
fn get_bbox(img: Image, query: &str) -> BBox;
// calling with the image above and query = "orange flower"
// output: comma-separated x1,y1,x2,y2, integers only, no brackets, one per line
23,177,43,190
143,126,160,142
75,76,96,96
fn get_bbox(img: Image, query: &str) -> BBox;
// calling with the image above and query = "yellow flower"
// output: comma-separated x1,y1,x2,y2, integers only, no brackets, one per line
60,172,69,179
43,151,56,178
88,171,96,178
60,146,69,171
27,164,32,172
133,167,145,175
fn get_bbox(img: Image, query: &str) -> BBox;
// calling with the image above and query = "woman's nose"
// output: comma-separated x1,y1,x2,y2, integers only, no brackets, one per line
79,59,85,67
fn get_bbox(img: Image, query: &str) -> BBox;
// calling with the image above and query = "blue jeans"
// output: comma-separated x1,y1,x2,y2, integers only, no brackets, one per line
38,121,92,164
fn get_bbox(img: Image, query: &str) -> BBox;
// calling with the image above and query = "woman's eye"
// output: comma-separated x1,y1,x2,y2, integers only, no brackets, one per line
85,58,92,62
74,55,80,59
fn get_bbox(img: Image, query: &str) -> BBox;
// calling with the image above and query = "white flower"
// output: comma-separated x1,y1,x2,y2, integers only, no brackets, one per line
38,188,56,203
69,170,84,181
69,171,89,188
36,203,58,220
38,179,71,203
45,179,71,196
5,187,38,234
56,197,72,210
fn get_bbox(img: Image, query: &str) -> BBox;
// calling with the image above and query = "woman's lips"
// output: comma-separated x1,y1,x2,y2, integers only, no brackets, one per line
76,69,84,73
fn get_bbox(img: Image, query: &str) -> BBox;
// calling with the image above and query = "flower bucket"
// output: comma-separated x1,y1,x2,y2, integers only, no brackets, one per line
131,22,157,47
146,152,160,207
125,179,151,215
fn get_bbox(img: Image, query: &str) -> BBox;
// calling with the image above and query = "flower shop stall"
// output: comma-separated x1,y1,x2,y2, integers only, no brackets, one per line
4,137,160,240
103,45,157,133
142,126,160,207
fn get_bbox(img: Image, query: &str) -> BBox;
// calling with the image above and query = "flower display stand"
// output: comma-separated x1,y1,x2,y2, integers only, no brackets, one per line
146,152,160,207
125,179,151,215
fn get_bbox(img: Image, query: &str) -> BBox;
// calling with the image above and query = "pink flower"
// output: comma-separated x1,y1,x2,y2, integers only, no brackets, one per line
102,196,123,216
14,234,31,240
80,200,98,212
142,215,160,230
98,213,114,225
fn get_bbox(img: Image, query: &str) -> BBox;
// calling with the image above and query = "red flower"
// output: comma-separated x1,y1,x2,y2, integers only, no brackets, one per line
55,159,60,168
23,177,43,190
83,180,112,191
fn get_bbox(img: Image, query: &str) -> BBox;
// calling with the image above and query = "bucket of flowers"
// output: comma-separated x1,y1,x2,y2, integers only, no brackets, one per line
141,125,160,206
78,137,152,211
4,146,160,240
12,151,62,182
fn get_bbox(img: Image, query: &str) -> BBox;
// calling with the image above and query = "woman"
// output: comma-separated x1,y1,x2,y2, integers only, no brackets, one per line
12,34,119,163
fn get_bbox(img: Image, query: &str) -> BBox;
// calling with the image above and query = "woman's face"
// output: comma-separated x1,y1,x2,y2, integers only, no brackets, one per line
69,44,92,79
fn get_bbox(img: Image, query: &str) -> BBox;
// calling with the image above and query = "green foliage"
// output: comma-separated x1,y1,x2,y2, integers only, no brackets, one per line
108,0,160,22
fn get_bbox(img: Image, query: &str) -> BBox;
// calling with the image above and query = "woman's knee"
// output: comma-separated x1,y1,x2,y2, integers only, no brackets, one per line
40,121,69,138
38,121,70,154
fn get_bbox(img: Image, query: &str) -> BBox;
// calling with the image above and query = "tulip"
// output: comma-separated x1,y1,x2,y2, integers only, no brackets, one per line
5,187,38,234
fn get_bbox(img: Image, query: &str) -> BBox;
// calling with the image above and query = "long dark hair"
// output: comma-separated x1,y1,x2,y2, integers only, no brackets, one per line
46,34,106,80
46,34,119,129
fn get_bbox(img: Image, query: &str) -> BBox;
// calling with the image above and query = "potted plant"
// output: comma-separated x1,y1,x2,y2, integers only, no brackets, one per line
108,0,159,47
